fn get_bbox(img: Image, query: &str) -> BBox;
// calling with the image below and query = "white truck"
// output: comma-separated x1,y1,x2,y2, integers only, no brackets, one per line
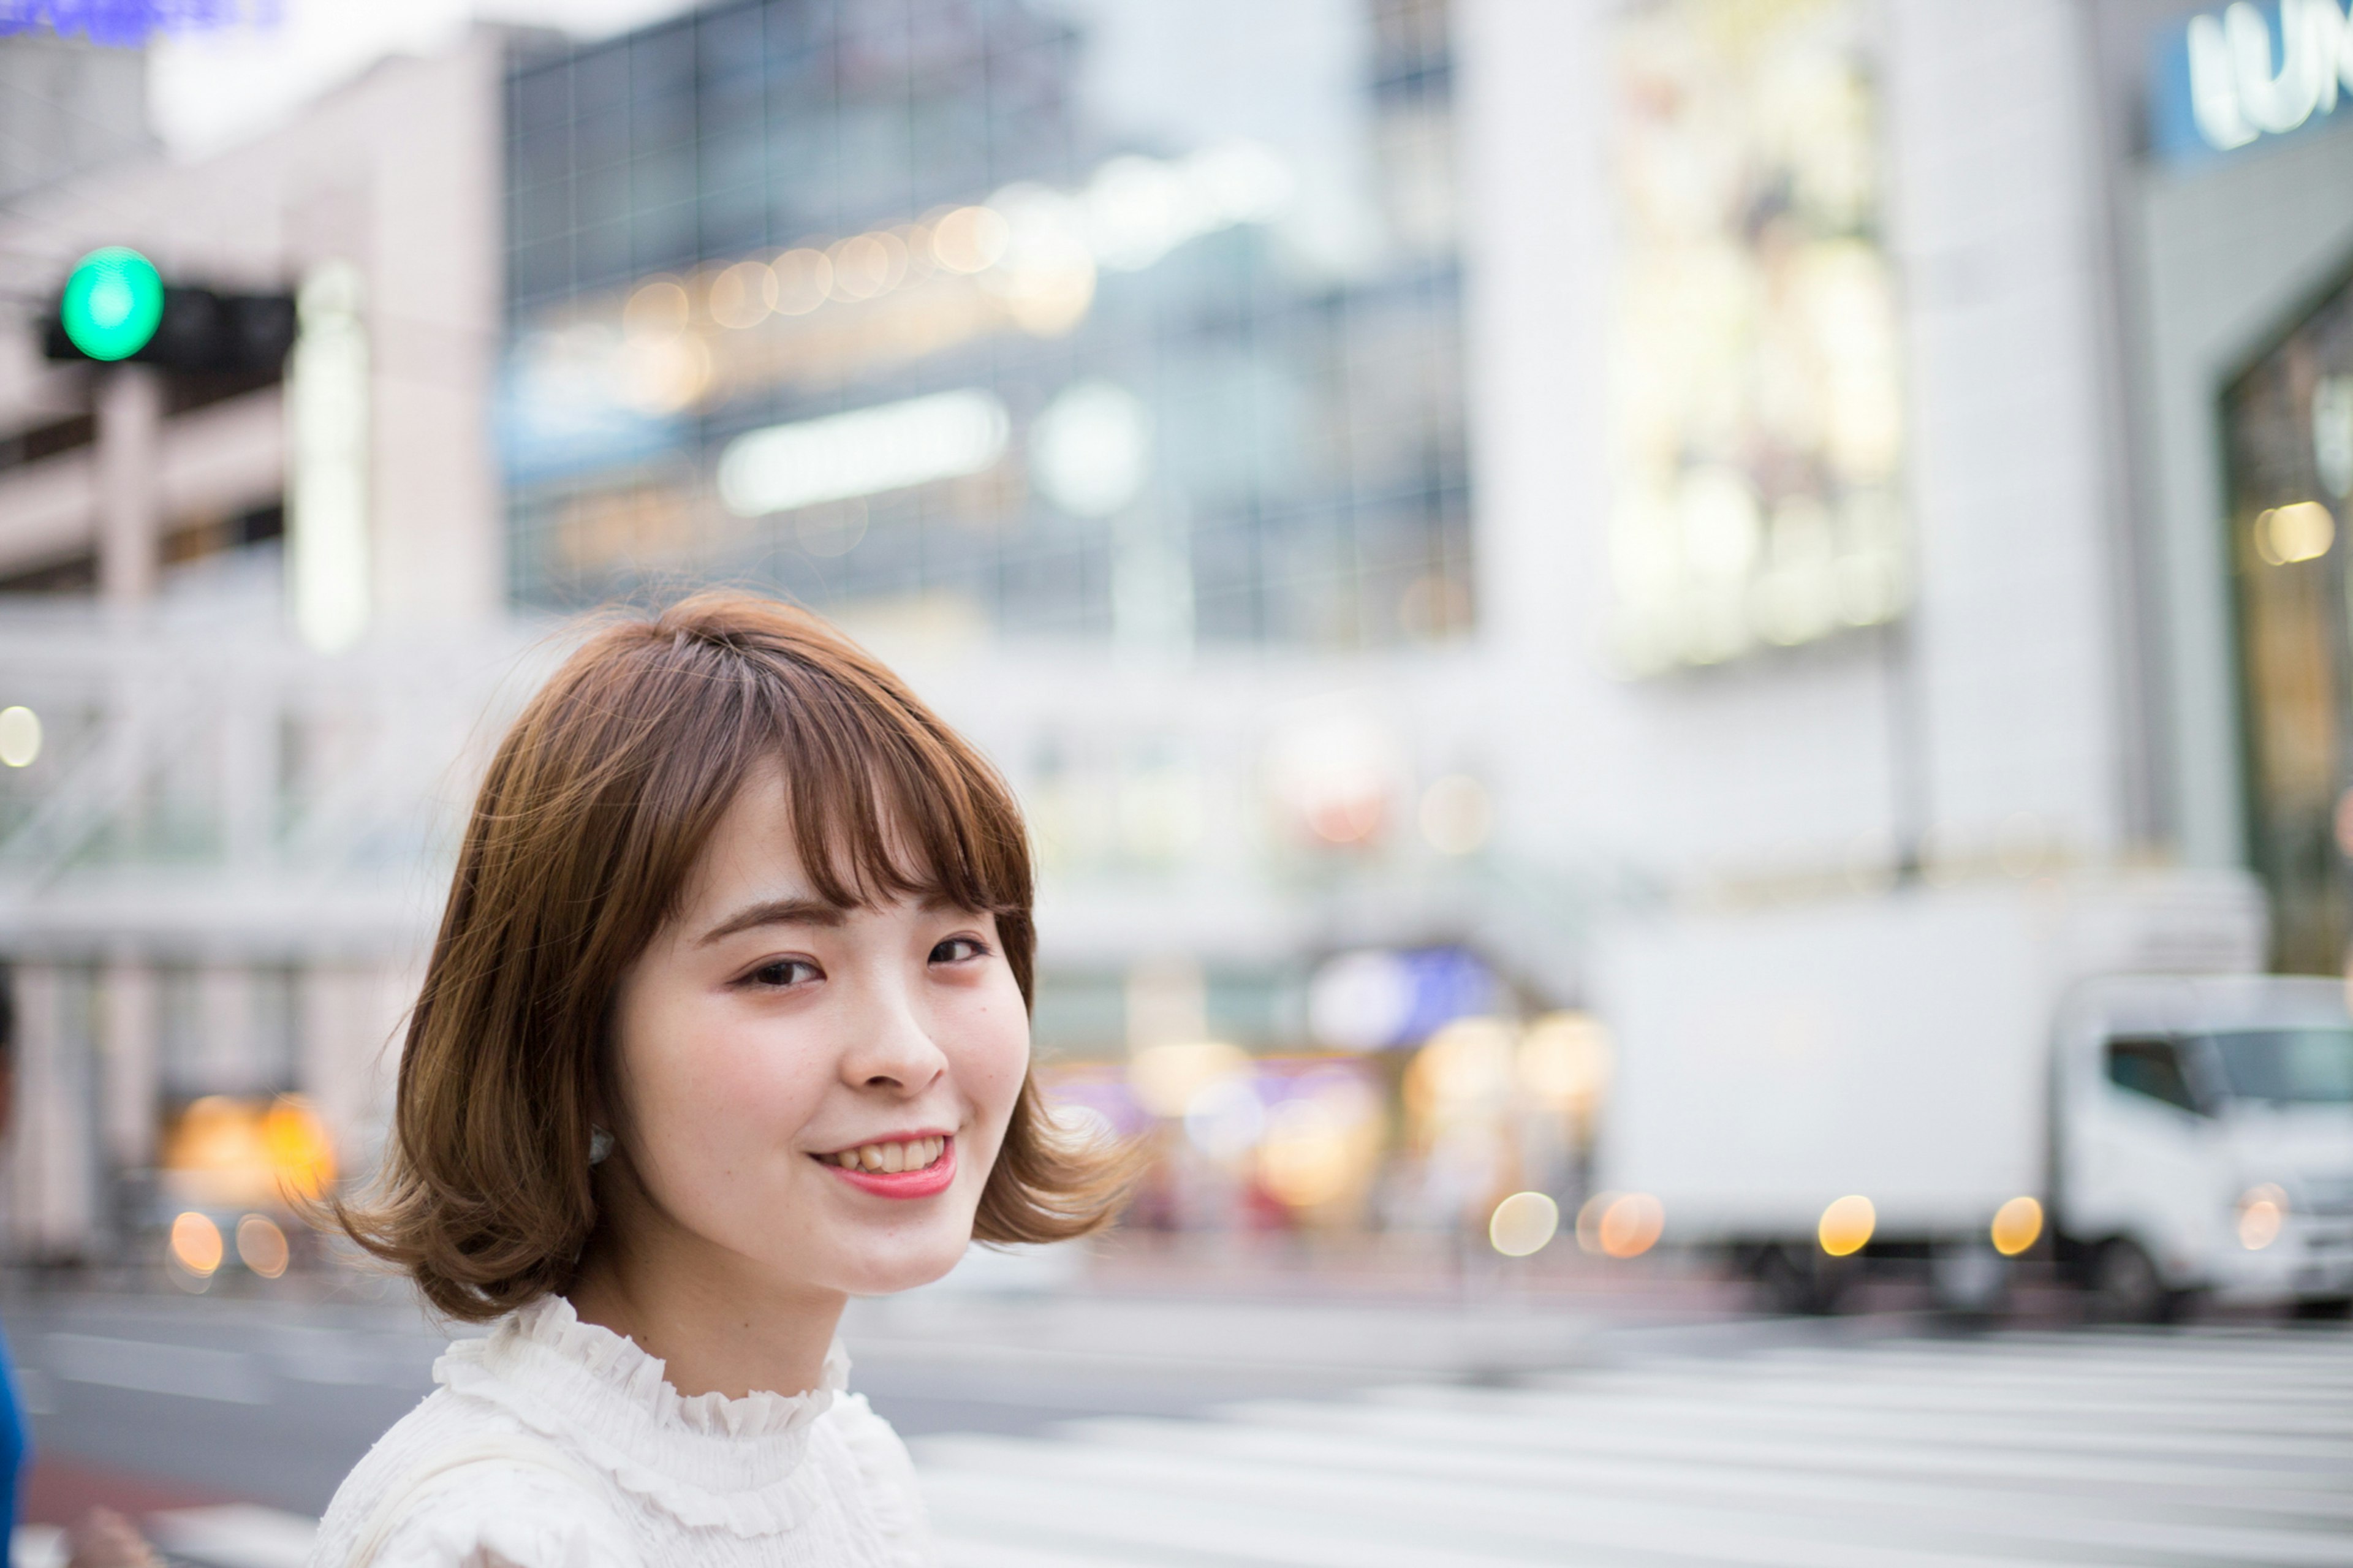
1591,873,2353,1318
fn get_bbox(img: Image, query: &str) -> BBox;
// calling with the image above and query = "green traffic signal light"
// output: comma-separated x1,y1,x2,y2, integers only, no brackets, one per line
59,247,165,361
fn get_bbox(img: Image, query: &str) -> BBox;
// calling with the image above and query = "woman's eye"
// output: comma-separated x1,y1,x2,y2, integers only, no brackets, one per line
930,936,986,964
746,958,819,988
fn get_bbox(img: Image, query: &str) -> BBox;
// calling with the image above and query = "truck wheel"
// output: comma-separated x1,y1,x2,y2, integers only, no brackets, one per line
2091,1238,2180,1324
1754,1243,1849,1315
1754,1245,1813,1314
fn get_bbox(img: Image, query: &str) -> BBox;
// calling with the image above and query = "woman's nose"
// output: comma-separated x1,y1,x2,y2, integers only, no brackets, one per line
838,973,949,1092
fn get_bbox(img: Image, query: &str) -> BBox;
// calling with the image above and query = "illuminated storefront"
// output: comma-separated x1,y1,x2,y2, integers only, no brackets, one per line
1605,0,1906,674
2225,273,2353,971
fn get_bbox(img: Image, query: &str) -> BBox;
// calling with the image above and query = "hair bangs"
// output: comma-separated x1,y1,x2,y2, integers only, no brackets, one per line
735,645,1028,933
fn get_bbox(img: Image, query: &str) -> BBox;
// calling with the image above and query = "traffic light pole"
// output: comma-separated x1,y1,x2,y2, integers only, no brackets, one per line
96,363,161,605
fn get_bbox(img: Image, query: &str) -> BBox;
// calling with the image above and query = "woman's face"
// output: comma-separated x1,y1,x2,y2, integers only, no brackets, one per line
603,768,1030,1300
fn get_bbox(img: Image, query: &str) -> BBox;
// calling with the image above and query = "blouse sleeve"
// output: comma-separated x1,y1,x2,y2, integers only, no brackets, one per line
357,1460,638,1568
828,1393,939,1568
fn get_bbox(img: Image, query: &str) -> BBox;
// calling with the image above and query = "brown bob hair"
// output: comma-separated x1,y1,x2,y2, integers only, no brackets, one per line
338,591,1128,1320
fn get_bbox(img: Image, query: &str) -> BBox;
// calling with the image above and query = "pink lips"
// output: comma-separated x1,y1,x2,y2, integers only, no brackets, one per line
820,1137,956,1199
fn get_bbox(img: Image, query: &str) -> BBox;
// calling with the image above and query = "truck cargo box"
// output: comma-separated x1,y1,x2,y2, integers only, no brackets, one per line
1591,873,2264,1244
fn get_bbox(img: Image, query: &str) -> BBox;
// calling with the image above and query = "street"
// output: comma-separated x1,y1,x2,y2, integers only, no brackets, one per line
914,1325,2353,1567
4,1276,2346,1567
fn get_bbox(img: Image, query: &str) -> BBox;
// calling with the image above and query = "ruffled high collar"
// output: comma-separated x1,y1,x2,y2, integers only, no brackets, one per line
433,1293,851,1536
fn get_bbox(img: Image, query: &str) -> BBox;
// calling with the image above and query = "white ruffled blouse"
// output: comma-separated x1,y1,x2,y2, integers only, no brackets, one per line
306,1295,935,1568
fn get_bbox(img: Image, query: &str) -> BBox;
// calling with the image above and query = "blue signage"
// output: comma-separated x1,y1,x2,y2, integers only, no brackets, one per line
2151,0,2353,168
0,1,249,48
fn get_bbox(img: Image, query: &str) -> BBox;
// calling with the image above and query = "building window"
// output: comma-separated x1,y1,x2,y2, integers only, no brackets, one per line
500,0,1470,651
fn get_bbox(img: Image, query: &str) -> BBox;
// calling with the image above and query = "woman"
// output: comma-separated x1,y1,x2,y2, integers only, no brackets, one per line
308,593,1127,1567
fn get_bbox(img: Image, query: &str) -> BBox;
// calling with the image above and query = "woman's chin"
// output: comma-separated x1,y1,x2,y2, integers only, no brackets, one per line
832,1231,975,1297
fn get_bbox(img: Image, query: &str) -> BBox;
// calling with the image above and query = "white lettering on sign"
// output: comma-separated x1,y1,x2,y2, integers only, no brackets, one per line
2188,0,2353,150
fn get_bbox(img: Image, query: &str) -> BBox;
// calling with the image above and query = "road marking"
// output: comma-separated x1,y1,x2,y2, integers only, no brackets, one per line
917,1327,2353,1567
146,1504,317,1568
11,1523,66,1568
42,1334,270,1405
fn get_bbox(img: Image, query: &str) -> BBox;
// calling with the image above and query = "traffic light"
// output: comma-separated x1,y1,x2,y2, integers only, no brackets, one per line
43,247,297,374
57,247,162,360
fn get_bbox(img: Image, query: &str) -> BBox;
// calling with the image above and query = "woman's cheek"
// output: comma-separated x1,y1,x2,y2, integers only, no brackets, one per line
979,996,1032,1124
672,1004,797,1146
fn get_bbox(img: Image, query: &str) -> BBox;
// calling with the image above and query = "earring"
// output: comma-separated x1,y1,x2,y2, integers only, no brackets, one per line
588,1127,615,1166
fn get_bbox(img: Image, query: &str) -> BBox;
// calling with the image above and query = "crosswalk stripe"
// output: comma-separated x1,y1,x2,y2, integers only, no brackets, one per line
1025,1410,2351,1532
1213,1394,2351,1496
914,1325,2353,1568
1356,1385,2353,1464
921,1427,2348,1567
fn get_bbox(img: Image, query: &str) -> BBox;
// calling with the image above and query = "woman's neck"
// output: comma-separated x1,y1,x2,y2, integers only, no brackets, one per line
565,1203,846,1403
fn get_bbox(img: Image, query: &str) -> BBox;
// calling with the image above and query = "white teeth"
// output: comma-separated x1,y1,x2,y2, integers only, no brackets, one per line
827,1137,945,1172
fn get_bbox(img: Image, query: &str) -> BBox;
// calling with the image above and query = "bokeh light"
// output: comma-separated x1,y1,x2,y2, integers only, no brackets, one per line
1989,1195,2043,1257
1404,1017,1517,1122
235,1213,290,1279
931,205,1010,273
1257,1098,1355,1209
1417,774,1490,855
163,1094,336,1209
1308,949,1415,1052
2253,501,2334,566
263,1095,336,1202
1817,1194,1876,1257
1030,379,1151,518
1127,1039,1248,1119
1488,1191,1560,1257
1183,1076,1265,1163
2237,1183,2287,1249
1596,1192,1664,1259
0,705,40,768
1515,1013,1612,1118
1267,713,1396,847
169,1211,222,1278
706,259,775,328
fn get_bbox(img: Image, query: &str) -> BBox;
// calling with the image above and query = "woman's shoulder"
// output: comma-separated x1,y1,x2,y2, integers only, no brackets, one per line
307,1388,635,1568
820,1392,934,1562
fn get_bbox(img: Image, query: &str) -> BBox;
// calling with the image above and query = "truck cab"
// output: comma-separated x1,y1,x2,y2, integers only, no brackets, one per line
2058,975,2353,1318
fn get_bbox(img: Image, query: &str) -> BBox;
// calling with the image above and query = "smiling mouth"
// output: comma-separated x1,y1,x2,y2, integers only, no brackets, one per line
817,1135,947,1174
811,1135,957,1199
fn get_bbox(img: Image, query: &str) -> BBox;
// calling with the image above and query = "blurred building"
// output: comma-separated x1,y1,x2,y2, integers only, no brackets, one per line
0,0,2349,1266
0,32,513,1260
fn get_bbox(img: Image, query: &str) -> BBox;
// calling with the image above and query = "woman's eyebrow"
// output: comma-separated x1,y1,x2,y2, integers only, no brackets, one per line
694,896,847,946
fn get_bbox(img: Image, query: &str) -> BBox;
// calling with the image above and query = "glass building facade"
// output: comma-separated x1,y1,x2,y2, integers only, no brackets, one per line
501,0,1469,651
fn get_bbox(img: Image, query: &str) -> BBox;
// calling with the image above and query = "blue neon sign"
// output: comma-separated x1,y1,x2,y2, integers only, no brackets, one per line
0,1,252,48
2151,0,2353,167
